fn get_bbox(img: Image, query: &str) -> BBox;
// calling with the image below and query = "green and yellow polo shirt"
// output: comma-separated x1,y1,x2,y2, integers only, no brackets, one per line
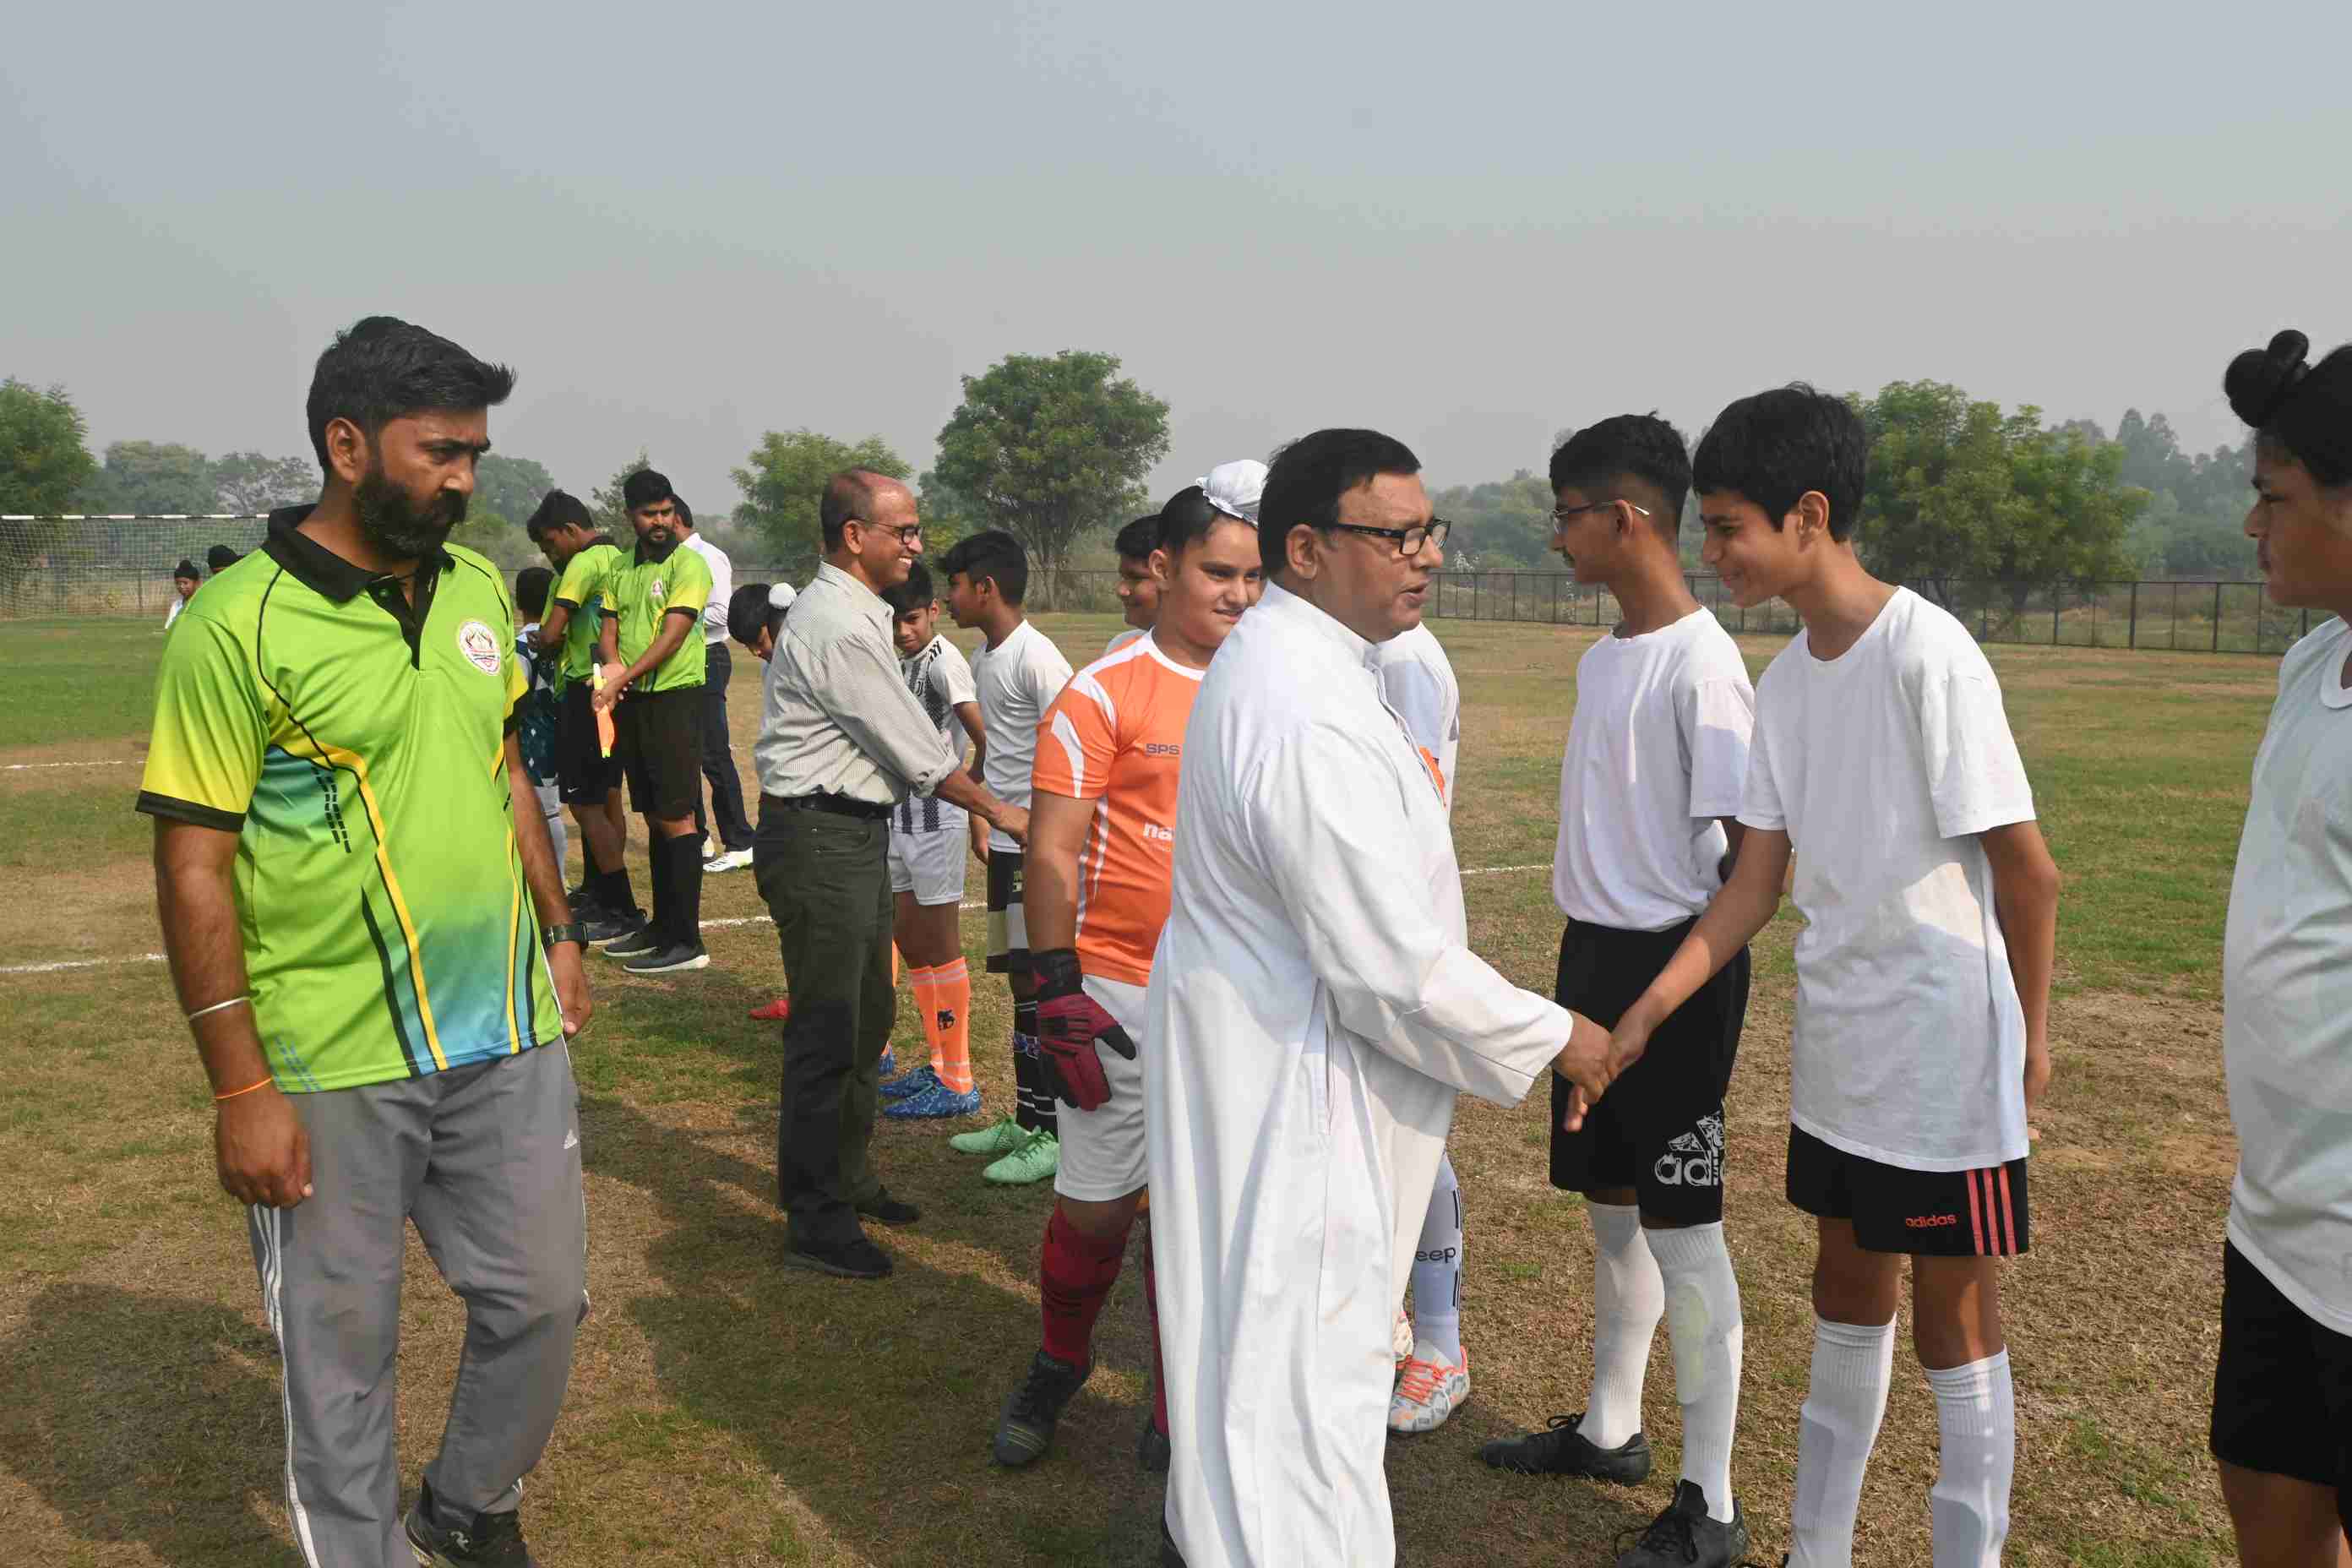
136,507,563,1093
548,537,623,694
612,535,711,693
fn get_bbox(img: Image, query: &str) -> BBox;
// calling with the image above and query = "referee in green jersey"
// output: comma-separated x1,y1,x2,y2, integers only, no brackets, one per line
140,317,591,1568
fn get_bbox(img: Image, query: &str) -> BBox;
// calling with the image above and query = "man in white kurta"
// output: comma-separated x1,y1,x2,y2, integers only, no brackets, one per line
1145,430,1610,1566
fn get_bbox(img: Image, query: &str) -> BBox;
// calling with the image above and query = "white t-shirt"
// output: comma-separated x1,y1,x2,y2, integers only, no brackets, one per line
1105,626,1146,657
1554,608,1755,932
896,634,977,836
2224,616,2352,1334
165,596,188,629
1740,587,2036,1171
972,618,1073,852
1374,623,1461,815
680,532,733,645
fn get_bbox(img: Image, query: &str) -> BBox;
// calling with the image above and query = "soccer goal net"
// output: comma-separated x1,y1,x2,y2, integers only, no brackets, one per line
1,514,274,621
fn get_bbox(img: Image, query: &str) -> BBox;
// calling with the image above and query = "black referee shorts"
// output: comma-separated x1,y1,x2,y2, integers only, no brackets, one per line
615,685,703,823
1549,917,1749,1224
556,681,623,805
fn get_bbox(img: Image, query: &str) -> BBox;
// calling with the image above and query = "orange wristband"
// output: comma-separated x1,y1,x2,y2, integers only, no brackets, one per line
213,1076,275,1102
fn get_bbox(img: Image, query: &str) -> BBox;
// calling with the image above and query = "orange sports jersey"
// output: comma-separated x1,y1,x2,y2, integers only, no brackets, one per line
1032,634,1205,986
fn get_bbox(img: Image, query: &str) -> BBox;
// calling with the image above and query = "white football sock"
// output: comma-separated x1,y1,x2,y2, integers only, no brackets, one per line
1925,1350,2013,1567
1647,1222,1744,1524
1789,1315,1896,1568
1580,1201,1663,1448
1410,1150,1464,1364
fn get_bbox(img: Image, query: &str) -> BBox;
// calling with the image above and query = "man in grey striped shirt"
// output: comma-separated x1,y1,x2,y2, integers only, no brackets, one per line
751,469,1027,1281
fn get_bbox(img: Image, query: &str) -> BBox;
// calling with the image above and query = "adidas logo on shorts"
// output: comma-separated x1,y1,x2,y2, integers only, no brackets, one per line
1653,1112,1725,1188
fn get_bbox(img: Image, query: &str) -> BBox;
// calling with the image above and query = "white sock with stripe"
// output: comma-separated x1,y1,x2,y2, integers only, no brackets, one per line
1580,1202,1662,1448
1789,1315,1895,1568
1925,1350,2013,1567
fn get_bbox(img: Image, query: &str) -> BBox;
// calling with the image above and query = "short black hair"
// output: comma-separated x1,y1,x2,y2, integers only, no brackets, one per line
1549,414,1691,540
2227,329,2352,488
938,529,1028,605
172,558,201,581
524,488,594,542
1114,515,1161,562
622,468,673,513
727,583,778,650
514,566,554,620
670,495,693,530
882,559,936,617
1155,484,1224,556
1690,384,1867,542
819,469,898,552
1258,428,1421,574
206,545,241,573
305,315,514,470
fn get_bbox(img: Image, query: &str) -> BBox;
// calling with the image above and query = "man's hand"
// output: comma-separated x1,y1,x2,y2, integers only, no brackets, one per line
1032,949,1134,1112
2023,1033,2052,1141
994,803,1031,847
216,1085,312,1208
550,942,593,1038
1550,1010,1612,1132
1604,1003,1658,1086
969,812,991,867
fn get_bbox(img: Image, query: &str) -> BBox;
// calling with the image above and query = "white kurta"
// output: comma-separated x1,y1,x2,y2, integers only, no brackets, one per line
1145,583,1575,1566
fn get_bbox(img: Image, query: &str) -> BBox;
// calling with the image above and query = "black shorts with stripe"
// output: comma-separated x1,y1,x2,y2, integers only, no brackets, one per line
1785,1124,2029,1257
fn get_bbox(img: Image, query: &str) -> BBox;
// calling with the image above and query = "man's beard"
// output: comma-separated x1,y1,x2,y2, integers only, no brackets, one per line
355,467,466,559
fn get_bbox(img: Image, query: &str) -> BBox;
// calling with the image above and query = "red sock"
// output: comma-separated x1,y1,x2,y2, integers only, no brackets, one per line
1040,1206,1130,1367
1142,1211,1169,1438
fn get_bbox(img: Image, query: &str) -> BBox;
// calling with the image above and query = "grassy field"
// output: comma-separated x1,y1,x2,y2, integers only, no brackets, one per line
0,611,2283,1566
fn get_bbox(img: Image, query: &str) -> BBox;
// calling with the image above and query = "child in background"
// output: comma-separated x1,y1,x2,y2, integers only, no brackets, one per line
514,567,570,877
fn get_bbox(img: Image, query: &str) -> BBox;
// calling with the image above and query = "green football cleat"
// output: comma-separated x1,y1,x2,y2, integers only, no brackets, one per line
950,1113,1028,1157
983,1129,1060,1185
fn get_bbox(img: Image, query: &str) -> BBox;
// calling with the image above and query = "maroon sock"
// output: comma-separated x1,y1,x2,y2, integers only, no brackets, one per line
1143,1213,1169,1437
1040,1206,1130,1367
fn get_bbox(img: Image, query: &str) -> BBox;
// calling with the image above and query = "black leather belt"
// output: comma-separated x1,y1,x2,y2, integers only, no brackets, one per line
763,791,893,823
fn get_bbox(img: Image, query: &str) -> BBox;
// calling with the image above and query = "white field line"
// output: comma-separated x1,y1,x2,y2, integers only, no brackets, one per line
0,863,1551,978
3,759,136,771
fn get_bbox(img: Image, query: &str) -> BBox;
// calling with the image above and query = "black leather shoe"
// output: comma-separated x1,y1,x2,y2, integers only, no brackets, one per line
782,1233,891,1279
856,1193,921,1226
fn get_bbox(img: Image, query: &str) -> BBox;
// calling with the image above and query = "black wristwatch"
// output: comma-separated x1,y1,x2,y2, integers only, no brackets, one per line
542,923,588,952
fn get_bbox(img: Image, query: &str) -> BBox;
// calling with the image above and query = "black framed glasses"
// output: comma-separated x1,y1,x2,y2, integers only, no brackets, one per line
1550,500,1652,530
852,519,923,545
1324,518,1452,556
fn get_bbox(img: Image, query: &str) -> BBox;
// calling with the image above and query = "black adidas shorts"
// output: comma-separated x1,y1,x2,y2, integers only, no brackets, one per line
2211,1239,2352,1534
556,681,623,805
1549,917,1750,1225
614,685,702,823
1785,1125,2030,1257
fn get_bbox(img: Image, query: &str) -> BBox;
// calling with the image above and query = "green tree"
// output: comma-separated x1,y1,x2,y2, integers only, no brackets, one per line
76,439,217,514
731,429,910,565
1427,470,1554,567
913,466,983,554
591,450,651,531
472,453,559,526
931,351,1171,585
211,451,317,514
0,380,99,595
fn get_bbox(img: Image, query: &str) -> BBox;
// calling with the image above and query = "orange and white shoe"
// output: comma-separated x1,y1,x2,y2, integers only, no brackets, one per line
1388,1341,1470,1435
749,997,791,1021
1393,1308,1414,1364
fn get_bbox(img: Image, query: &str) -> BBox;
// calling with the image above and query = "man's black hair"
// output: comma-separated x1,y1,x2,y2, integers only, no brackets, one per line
514,566,554,621
1114,515,1161,562
305,315,515,470
1549,414,1692,541
2226,329,2352,488
206,545,241,574
670,495,693,530
938,529,1029,605
882,559,936,617
172,558,201,581
621,468,673,513
1690,384,1868,542
819,469,900,552
727,583,780,651
1156,484,1226,556
1258,428,1422,574
524,489,594,543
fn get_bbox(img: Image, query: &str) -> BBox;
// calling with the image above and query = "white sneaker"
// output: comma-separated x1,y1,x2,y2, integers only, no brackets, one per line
703,847,754,874
1393,1307,1414,1364
1389,1340,1470,1435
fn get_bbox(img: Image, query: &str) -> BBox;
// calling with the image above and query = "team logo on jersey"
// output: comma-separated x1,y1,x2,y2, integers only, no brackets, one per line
1654,1112,1724,1188
647,577,667,606
455,620,502,675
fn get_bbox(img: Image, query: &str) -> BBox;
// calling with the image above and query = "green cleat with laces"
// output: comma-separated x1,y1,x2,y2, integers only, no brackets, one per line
949,1113,1028,1157
983,1128,1061,1185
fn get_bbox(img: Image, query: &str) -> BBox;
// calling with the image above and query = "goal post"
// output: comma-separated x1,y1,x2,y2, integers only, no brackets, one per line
2,514,273,620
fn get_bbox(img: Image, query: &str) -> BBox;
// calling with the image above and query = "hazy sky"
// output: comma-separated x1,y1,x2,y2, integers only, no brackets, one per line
8,0,2349,517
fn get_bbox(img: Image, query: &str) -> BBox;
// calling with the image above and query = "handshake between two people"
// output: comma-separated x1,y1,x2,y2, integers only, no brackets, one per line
1550,999,1663,1135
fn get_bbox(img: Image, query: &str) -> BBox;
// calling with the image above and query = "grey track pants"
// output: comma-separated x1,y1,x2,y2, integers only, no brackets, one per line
248,1042,586,1567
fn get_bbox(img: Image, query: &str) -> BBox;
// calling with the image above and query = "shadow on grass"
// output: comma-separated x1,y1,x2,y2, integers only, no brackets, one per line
0,1282,306,1566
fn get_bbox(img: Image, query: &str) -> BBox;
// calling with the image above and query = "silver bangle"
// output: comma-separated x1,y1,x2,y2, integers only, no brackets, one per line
186,995,252,1023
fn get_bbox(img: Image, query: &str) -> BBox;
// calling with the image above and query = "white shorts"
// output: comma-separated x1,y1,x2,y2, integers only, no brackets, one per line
887,825,966,906
1054,973,1150,1202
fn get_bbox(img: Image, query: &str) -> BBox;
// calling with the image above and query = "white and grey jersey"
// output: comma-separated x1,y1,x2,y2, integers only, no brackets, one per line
896,635,977,835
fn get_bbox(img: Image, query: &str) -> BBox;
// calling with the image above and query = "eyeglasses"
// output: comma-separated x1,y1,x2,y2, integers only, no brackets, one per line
1550,500,1652,530
1324,518,1452,557
852,520,923,545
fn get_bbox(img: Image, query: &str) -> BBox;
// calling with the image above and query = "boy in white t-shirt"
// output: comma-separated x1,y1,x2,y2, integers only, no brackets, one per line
940,529,1075,1186
2211,329,2352,1565
1479,415,1757,1567
1604,385,2059,1568
874,559,989,1122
